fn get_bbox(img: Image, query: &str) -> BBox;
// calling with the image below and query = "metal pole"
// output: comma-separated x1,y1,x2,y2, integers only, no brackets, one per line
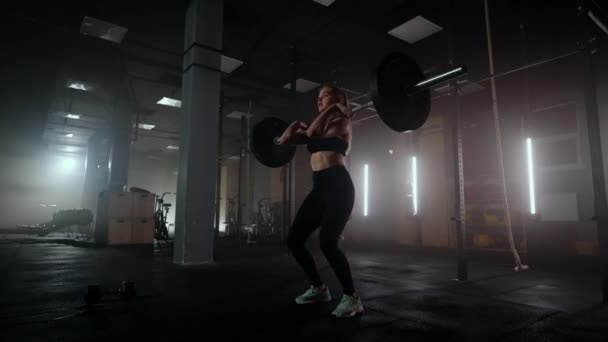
452,83,467,281
236,115,246,242
289,45,297,233
578,1,608,303
246,100,252,234
214,92,224,239
282,165,288,242
449,0,467,281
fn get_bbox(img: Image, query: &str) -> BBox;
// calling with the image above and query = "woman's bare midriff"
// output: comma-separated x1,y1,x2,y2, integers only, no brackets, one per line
310,151,345,171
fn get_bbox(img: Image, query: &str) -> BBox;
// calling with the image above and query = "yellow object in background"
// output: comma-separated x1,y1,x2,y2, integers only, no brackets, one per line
484,214,499,225
473,234,495,248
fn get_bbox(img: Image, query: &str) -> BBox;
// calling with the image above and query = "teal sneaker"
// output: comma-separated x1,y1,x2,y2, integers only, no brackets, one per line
295,285,332,304
331,294,364,318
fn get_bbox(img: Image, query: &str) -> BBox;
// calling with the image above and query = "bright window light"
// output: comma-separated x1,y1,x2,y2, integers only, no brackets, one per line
526,138,536,214
157,97,182,108
166,145,179,150
364,164,369,217
388,149,394,155
59,157,77,172
65,114,80,119
65,133,74,138
138,123,156,130
412,156,418,215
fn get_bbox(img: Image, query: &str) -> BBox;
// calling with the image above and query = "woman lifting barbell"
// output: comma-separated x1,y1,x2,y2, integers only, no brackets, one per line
277,83,363,318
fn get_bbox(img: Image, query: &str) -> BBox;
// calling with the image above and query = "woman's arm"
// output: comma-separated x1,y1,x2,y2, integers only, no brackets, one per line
306,104,351,138
277,121,310,145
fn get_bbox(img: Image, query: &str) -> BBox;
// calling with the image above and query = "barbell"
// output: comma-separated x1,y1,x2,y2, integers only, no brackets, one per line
251,52,467,168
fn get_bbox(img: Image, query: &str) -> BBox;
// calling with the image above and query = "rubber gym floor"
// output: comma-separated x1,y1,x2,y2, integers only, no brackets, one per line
1,234,607,342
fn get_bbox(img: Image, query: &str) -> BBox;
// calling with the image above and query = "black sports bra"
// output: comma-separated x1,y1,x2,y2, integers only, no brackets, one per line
306,136,348,156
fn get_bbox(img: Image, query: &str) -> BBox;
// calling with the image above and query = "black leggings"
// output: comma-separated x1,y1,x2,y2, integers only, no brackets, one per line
286,165,356,295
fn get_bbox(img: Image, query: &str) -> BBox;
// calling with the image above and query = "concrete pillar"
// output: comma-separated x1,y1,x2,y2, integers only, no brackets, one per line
82,131,110,215
173,0,223,265
108,101,132,192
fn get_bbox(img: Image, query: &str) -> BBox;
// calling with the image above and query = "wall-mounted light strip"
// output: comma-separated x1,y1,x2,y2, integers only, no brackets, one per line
416,67,465,88
412,156,418,215
364,164,369,217
526,138,536,214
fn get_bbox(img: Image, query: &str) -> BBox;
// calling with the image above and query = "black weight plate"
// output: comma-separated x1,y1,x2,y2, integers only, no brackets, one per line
370,52,431,132
251,117,296,168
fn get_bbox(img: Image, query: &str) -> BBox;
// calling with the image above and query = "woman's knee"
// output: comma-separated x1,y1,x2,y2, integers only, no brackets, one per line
319,237,339,256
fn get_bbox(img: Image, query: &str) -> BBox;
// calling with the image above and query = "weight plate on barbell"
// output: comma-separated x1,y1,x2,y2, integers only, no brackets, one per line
370,52,431,132
251,117,296,168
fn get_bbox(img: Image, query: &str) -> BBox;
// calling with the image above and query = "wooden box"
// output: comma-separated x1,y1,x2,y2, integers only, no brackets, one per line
108,218,133,245
132,218,155,244
132,193,155,219
108,192,133,218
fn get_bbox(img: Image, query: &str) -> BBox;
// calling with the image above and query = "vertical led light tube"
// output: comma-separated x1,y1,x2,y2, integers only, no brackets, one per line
364,164,369,217
412,156,418,215
526,138,536,214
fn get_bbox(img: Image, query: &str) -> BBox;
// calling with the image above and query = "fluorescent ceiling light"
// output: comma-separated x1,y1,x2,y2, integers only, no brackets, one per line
65,114,81,120
283,78,320,93
226,111,253,120
67,82,90,91
138,123,156,130
157,97,182,108
166,145,179,150
65,133,74,138
80,16,128,44
221,55,244,74
388,15,443,44
313,0,336,6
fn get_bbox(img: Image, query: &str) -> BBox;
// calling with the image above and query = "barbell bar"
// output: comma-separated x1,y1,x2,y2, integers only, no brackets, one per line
353,47,583,125
251,51,468,168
